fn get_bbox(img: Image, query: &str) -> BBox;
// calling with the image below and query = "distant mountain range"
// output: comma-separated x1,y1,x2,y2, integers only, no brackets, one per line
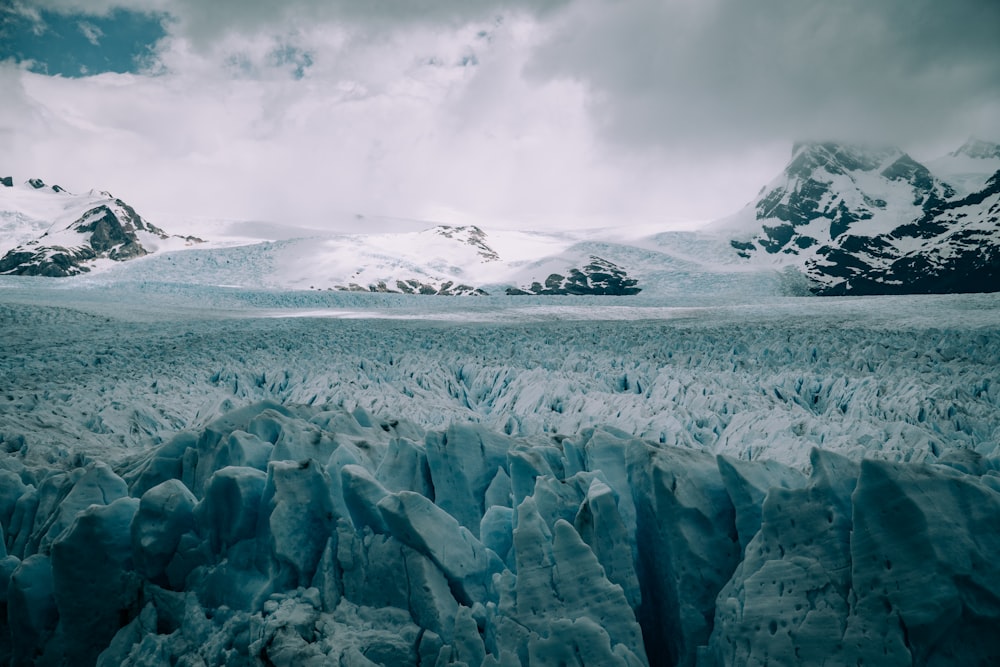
2,138,998,295
0,182,650,294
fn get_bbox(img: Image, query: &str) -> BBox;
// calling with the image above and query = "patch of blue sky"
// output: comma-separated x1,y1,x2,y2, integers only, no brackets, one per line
270,44,313,80
0,7,166,76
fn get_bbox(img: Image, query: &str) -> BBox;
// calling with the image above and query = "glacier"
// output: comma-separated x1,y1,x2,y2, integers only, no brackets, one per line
1,284,1000,665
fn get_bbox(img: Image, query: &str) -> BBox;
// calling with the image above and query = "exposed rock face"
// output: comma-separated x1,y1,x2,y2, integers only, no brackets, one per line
506,256,642,295
807,170,1000,295
431,225,500,262
726,140,1000,296
0,183,200,277
0,202,158,276
334,279,489,296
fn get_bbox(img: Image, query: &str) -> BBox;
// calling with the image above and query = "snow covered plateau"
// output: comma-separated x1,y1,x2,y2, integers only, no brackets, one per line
1,282,999,667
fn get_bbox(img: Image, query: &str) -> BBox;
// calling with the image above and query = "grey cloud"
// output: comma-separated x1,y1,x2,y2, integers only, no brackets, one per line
525,0,1000,155
24,0,1000,154
12,0,997,225
26,0,571,45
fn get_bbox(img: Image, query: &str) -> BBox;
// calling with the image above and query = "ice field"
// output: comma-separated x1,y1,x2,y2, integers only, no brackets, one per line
2,282,1000,665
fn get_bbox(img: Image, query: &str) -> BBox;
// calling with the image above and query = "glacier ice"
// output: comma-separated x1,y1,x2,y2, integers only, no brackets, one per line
1,290,1000,664
1,397,998,665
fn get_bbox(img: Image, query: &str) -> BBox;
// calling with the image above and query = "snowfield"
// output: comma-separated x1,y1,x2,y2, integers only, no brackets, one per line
2,283,1000,666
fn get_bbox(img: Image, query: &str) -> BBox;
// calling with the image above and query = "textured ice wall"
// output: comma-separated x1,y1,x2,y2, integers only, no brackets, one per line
2,402,999,666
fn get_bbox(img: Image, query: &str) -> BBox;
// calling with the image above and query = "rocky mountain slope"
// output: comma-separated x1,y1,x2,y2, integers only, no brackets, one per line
505,255,641,295
718,139,1000,295
810,170,1000,294
0,178,202,276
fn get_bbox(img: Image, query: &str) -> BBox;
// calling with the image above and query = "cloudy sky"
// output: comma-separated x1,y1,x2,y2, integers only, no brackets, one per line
1,0,998,233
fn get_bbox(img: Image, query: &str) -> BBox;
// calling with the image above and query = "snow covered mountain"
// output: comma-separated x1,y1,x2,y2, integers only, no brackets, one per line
717,139,1000,295
808,170,1000,294
70,220,710,296
927,137,1000,196
0,178,202,276
6,139,997,297
0,187,656,295
270,225,651,296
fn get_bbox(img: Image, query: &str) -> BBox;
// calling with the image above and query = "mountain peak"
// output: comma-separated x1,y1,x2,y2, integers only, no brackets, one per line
730,141,959,261
0,182,193,277
950,137,1000,160
428,224,499,262
786,141,901,178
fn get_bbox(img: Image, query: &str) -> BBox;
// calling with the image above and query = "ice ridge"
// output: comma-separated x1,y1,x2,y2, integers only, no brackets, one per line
2,401,1000,665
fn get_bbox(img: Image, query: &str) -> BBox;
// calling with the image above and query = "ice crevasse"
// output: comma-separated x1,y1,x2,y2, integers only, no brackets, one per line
1,400,1000,666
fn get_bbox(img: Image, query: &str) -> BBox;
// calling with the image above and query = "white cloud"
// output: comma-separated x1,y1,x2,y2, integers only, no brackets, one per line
3,0,997,234
77,20,103,45
4,12,766,233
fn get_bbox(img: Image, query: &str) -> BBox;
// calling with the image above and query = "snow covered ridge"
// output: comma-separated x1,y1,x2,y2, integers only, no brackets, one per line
2,402,999,665
284,226,646,296
0,178,202,277
720,138,1000,295
806,169,1000,294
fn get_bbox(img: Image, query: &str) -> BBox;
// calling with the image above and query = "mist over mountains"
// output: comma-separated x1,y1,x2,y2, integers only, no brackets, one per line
4,138,999,296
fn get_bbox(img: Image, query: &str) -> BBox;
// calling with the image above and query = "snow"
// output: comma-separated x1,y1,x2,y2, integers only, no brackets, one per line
0,186,781,295
711,153,934,268
0,180,107,255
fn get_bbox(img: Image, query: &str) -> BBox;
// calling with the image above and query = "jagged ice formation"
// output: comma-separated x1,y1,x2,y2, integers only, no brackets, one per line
1,289,999,665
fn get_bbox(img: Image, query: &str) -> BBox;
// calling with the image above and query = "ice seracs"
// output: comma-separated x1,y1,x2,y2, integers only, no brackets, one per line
2,397,998,665
2,285,1000,664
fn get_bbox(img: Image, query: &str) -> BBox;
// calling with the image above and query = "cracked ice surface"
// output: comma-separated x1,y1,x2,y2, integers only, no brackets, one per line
1,285,1000,665
2,286,999,470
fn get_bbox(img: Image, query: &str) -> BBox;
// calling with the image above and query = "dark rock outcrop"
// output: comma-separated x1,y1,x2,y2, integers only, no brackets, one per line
506,256,642,295
807,170,1000,295
0,186,193,277
334,279,488,296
